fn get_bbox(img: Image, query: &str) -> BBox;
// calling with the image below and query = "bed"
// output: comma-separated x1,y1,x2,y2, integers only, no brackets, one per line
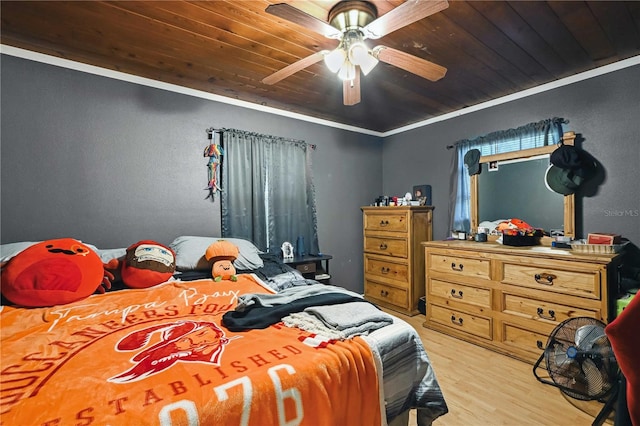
0,236,448,426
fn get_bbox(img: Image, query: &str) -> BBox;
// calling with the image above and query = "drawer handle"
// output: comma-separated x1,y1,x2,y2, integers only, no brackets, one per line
450,315,464,326
379,242,388,250
379,220,390,226
380,290,389,297
381,267,390,274
534,273,556,285
536,307,556,321
450,289,463,299
536,340,544,350
451,262,464,272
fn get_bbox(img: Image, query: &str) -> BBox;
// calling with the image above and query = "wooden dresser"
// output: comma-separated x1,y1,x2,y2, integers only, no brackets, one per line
422,240,623,363
361,206,433,315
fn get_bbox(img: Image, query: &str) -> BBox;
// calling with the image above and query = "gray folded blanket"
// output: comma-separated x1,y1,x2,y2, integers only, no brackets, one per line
235,283,361,312
302,301,393,337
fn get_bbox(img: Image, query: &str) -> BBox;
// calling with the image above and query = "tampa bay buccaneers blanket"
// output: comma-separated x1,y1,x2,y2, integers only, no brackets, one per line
0,275,381,425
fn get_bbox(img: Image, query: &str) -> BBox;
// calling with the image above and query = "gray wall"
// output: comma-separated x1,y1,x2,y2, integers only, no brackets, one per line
2,55,639,295
383,65,640,245
0,55,383,293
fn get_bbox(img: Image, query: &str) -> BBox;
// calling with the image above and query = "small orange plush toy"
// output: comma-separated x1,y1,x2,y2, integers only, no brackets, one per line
205,240,239,282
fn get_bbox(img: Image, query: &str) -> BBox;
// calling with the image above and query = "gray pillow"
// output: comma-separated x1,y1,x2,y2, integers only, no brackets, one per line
1,241,39,263
95,247,127,263
0,240,112,263
169,236,264,271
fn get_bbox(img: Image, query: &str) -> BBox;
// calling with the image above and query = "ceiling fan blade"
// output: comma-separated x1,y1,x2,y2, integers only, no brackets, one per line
265,3,342,39
374,46,446,81
343,67,361,106
262,51,327,85
363,0,449,40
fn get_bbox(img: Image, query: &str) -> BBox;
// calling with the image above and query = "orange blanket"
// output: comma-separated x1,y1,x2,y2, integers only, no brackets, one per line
0,275,381,426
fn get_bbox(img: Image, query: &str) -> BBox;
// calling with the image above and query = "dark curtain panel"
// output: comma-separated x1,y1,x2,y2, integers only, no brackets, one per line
220,129,319,255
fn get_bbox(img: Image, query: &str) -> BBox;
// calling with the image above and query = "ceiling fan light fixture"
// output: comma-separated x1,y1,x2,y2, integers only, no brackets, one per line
359,53,378,75
324,48,346,73
348,41,378,75
348,41,367,63
337,61,356,81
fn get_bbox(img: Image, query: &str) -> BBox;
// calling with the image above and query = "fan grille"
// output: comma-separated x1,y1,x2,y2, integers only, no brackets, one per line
543,317,617,400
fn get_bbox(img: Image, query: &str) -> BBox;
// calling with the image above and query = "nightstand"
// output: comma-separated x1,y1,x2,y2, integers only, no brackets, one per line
283,254,333,283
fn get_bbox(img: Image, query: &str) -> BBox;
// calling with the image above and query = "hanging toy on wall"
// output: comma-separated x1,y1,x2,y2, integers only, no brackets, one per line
203,127,224,201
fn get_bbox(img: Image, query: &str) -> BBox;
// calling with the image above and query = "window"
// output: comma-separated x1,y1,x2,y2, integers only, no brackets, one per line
220,129,319,255
449,118,567,233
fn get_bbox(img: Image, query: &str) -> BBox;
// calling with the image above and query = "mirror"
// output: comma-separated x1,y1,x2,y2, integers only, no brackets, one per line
478,155,564,232
470,131,575,238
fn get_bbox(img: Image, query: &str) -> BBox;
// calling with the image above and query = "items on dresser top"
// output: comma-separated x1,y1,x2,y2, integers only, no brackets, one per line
422,239,623,364
361,206,433,316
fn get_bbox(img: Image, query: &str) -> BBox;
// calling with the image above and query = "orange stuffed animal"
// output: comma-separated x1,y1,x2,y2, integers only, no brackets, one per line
0,238,113,307
205,240,239,282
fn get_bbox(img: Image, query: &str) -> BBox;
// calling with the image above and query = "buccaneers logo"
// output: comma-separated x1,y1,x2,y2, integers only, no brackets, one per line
109,320,231,383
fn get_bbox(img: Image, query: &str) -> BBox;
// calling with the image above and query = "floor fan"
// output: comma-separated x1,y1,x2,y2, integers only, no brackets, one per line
533,317,620,426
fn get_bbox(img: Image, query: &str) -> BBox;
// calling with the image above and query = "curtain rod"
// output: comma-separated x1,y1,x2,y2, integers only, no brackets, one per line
445,117,568,150
208,127,316,150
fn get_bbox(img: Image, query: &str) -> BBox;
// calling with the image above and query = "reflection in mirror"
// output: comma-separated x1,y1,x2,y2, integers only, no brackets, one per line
470,131,576,238
478,155,564,234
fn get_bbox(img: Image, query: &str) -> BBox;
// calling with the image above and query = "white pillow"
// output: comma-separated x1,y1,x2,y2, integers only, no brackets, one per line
169,236,264,271
1,241,126,265
1,241,99,262
96,248,127,263
1,241,39,263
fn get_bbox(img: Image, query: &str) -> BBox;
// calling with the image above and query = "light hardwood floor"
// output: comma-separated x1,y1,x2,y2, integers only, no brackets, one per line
385,309,615,426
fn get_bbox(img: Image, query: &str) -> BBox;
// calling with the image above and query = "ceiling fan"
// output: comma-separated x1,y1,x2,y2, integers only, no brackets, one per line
261,0,449,106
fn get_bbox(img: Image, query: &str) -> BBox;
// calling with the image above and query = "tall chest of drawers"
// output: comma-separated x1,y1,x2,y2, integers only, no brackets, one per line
361,206,433,315
422,240,623,363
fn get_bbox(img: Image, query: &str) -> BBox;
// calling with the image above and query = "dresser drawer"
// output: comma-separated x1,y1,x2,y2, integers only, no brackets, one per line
364,211,409,233
422,240,619,364
501,292,599,325
500,322,554,359
428,253,491,280
295,262,316,274
501,262,601,300
429,304,492,340
429,279,491,309
364,255,409,284
364,280,408,309
364,235,408,258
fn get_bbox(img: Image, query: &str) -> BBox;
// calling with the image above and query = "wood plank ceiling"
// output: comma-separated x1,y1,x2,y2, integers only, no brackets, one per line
1,1,639,133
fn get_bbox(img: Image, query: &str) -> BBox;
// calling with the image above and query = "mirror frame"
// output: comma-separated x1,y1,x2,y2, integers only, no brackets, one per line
470,131,576,238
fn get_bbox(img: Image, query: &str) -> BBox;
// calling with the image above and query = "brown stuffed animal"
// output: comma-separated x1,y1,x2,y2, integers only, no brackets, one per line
119,240,176,288
205,240,239,282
